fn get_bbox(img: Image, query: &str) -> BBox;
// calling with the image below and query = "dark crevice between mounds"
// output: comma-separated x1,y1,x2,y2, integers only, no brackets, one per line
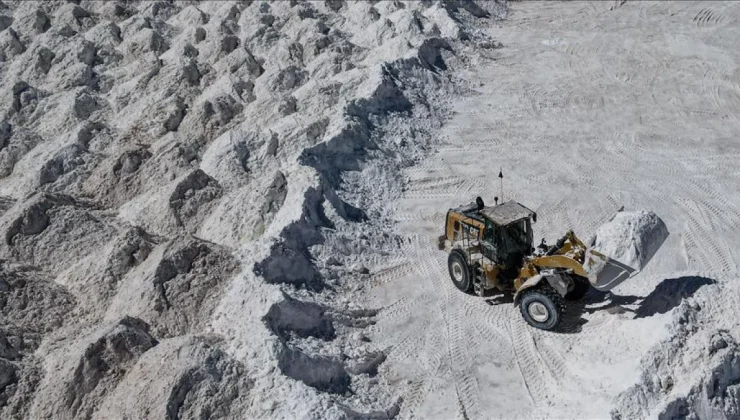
168,169,223,230
300,121,375,194
166,368,201,420
257,26,457,401
67,317,157,410
323,179,366,223
233,141,250,174
388,38,453,84
252,170,365,290
38,144,87,187
301,65,413,194
263,293,336,342
346,352,386,377
263,291,349,394
260,171,287,215
0,122,10,150
300,38,452,195
0,358,18,408
253,187,331,292
10,82,38,115
278,344,350,394
153,246,200,312
150,237,236,319
345,69,413,125
416,38,453,72
254,176,365,292
266,296,385,394
262,38,456,292
441,0,491,19
164,346,245,420
112,148,152,178
4,193,80,246
0,329,20,361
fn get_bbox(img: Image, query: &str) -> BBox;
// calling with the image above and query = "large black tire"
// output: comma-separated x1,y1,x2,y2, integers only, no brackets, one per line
564,276,590,301
519,286,565,331
448,249,474,294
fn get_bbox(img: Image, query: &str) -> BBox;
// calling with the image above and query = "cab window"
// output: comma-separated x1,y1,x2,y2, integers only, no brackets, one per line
483,220,497,242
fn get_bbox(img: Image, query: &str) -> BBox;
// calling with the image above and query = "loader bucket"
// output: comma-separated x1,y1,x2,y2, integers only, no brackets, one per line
584,249,636,291
584,210,669,291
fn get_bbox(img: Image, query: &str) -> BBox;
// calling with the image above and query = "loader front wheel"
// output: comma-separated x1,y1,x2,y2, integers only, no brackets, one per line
565,276,590,301
519,286,563,331
448,250,473,294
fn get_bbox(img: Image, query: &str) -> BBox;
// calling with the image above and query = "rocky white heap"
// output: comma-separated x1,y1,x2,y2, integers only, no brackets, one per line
0,0,505,419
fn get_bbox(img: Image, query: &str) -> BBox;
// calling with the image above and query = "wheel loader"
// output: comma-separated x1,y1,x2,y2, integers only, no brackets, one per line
437,197,660,331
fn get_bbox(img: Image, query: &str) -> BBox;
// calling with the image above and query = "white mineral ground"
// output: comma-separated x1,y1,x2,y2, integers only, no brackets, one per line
0,1,738,420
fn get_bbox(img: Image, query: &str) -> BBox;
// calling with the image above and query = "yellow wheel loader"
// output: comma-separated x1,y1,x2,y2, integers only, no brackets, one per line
437,197,661,331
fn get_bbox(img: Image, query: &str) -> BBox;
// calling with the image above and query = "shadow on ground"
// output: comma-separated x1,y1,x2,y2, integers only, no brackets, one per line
551,276,714,333
633,276,715,318
484,291,514,305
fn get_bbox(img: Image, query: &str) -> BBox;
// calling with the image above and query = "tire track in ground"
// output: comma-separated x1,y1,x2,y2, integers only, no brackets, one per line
405,179,466,200
455,179,485,201
400,379,431,420
679,206,733,273
393,211,441,225
718,81,740,122
530,335,570,384
508,315,552,408
389,318,433,365
405,176,462,190
695,197,739,232
391,236,447,419
676,197,735,235
424,330,447,379
482,297,511,330
423,240,484,419
375,296,414,324
605,132,740,262
393,234,474,419
684,178,740,230
562,85,608,115
693,7,727,28
475,316,509,353
371,261,415,288
376,2,740,418
684,211,735,273
372,241,425,323
401,233,489,419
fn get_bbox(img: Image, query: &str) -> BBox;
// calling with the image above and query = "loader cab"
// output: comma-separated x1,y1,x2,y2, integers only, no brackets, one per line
479,201,536,267
443,199,536,263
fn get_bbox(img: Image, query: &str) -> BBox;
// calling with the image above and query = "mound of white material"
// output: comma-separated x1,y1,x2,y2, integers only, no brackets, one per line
592,210,669,271
612,282,740,420
0,0,499,417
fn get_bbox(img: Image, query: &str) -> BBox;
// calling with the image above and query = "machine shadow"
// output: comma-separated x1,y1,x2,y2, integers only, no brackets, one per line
633,275,716,318
484,290,514,305
557,276,716,334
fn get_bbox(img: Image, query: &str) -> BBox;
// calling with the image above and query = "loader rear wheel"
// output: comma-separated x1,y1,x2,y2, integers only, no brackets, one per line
519,286,564,331
565,276,590,301
448,250,473,294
